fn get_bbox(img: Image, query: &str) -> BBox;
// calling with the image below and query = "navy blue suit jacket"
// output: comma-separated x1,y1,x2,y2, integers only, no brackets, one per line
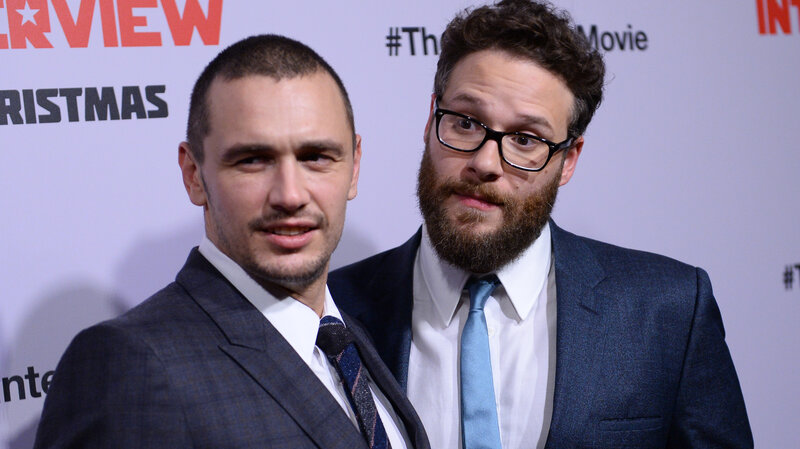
34,249,430,449
329,222,753,448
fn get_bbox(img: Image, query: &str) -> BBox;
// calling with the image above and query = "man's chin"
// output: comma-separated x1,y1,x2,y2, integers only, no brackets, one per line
449,211,504,235
246,256,328,291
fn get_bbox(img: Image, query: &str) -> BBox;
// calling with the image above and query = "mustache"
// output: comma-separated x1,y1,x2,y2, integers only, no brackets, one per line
247,211,326,231
438,179,507,206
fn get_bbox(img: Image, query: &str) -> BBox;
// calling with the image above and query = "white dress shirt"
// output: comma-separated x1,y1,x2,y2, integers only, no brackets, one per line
199,238,410,449
407,223,557,449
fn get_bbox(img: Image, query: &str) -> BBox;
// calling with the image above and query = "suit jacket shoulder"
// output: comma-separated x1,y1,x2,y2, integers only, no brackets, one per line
551,224,706,311
35,249,375,449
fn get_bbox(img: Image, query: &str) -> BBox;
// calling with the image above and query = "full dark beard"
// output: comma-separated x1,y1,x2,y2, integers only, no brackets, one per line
416,145,560,274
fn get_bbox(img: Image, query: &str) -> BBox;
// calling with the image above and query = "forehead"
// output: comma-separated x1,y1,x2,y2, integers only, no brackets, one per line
442,50,574,135
204,72,352,148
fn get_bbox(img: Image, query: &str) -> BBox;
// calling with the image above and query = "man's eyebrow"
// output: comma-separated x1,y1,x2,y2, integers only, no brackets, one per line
298,139,346,155
515,115,554,135
220,140,348,162
219,144,274,162
447,93,555,135
447,93,483,108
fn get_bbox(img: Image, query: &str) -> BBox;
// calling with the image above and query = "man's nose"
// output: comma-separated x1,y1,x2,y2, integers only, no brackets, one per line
465,138,504,182
268,160,310,212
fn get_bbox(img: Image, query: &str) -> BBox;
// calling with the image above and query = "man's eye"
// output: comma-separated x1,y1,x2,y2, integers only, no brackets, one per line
457,119,474,130
450,118,481,135
238,156,264,165
300,153,333,164
511,134,538,147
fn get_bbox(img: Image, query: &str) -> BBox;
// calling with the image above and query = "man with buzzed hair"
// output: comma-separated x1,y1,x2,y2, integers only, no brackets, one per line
330,1,753,448
34,35,429,449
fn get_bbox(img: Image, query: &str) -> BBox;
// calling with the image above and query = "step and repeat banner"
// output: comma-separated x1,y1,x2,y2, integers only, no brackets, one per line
2,0,798,447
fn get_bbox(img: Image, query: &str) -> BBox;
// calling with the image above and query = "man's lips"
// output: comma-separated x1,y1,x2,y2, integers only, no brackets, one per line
453,191,502,211
267,225,314,236
257,221,319,249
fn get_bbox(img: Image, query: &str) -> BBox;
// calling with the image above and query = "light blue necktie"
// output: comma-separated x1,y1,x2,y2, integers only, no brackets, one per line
460,275,502,449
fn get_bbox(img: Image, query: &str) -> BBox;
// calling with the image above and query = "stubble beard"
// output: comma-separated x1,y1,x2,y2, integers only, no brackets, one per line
243,211,335,291
416,144,560,274
205,191,336,292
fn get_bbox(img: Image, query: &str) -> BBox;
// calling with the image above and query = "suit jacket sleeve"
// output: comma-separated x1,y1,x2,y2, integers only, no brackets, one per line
34,323,191,449
667,268,753,448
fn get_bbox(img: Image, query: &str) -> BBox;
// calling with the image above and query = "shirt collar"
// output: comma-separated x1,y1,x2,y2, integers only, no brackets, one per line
198,237,343,365
418,222,552,326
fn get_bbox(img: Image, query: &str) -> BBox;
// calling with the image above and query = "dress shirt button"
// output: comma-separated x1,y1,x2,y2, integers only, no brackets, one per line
488,326,496,337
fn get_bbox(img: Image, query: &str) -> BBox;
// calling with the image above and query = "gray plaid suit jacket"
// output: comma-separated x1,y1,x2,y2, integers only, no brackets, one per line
34,249,430,449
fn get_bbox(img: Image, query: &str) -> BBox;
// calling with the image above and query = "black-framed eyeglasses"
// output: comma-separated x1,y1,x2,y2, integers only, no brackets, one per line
433,99,575,172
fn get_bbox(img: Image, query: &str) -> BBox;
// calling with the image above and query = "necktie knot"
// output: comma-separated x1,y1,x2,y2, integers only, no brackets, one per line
466,275,500,311
316,315,353,357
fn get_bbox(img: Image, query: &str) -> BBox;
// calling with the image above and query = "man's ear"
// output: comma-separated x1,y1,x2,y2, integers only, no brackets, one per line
423,93,436,144
178,142,207,207
559,136,583,186
348,134,362,200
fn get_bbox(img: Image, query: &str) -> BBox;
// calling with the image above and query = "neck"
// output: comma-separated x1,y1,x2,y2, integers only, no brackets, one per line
288,276,328,317
255,273,328,318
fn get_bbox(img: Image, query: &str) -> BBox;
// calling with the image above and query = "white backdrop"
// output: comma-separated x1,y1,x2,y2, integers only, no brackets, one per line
2,1,798,447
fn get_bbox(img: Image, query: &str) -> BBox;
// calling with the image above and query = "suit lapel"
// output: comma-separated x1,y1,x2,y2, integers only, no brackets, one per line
331,231,420,390
546,222,608,446
176,249,367,449
219,339,367,449
346,313,430,449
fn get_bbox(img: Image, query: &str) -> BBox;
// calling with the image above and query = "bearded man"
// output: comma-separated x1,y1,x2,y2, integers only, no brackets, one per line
329,1,753,448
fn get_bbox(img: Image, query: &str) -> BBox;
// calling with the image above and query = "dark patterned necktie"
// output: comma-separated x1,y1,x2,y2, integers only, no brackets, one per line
316,316,391,449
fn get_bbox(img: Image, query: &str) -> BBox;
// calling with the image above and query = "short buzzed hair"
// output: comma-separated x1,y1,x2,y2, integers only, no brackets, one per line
186,34,355,163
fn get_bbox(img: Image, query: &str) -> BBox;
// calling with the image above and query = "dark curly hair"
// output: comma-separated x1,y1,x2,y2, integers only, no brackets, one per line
434,0,605,138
